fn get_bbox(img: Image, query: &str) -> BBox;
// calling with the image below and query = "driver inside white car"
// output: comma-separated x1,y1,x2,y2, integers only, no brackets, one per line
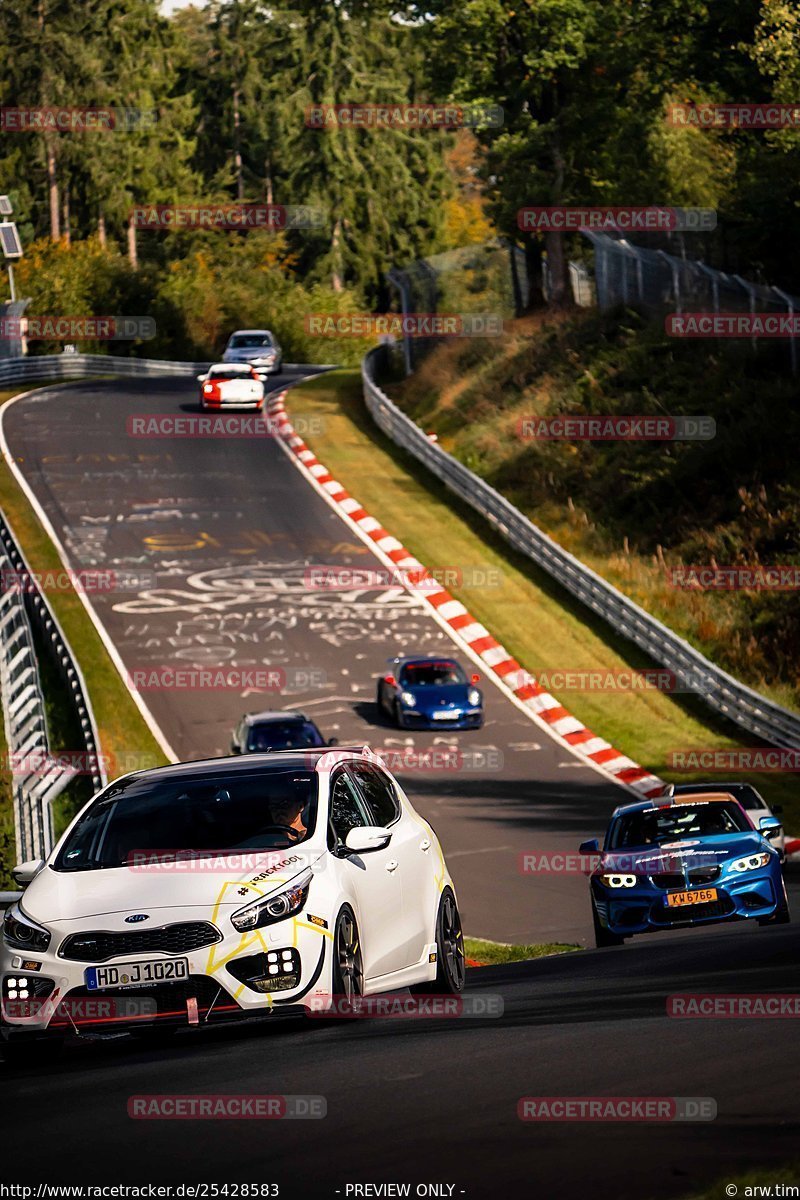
270,794,307,842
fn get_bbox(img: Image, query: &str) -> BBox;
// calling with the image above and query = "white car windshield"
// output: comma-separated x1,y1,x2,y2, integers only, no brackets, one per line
208,366,253,378
53,768,318,870
229,334,273,348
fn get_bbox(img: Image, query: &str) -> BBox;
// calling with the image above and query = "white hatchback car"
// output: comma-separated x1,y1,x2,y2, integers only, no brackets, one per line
1,749,465,1054
197,363,265,410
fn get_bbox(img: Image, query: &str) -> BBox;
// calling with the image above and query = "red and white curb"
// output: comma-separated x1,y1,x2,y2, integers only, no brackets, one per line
267,390,664,799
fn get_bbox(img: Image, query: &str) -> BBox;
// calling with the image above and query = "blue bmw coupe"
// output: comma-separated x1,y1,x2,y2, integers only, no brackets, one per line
581,791,788,947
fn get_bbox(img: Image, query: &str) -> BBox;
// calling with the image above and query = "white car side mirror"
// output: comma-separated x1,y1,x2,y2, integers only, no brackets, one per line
344,826,392,854
12,858,45,886
196,373,206,381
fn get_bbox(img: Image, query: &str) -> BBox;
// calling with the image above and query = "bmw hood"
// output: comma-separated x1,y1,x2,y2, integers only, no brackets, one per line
599,832,771,875
21,850,323,923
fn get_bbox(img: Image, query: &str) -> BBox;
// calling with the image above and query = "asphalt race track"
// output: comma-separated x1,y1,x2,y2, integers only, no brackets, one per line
4,374,800,1198
4,924,800,1195
2,372,633,946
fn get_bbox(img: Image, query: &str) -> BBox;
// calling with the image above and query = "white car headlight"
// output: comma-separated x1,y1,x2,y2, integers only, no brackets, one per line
599,873,637,889
468,688,481,707
3,905,51,952
729,852,772,873
231,870,312,932
399,691,416,707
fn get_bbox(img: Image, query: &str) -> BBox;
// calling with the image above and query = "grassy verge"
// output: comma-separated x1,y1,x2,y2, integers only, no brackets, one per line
389,311,800,712
0,384,167,883
287,370,800,830
464,936,580,966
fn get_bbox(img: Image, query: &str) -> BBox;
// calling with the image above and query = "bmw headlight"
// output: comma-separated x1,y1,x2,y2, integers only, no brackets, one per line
599,873,637,889
729,852,772,873
231,870,312,932
468,688,481,707
399,691,416,707
3,905,51,952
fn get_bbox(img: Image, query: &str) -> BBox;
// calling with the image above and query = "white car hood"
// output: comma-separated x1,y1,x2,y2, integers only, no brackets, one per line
22,850,324,923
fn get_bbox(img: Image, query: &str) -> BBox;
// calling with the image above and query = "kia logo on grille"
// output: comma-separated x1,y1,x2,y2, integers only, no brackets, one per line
125,914,150,923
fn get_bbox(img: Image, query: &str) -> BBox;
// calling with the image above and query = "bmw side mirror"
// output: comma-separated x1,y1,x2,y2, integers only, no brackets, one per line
12,859,45,887
344,827,392,854
327,737,339,746
759,816,782,834
196,373,205,381
579,839,600,854
230,743,240,754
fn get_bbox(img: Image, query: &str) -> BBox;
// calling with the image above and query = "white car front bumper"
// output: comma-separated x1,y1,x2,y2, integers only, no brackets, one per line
1,910,332,1036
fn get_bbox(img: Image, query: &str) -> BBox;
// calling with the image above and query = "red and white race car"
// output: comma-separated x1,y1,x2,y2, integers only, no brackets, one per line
197,363,265,410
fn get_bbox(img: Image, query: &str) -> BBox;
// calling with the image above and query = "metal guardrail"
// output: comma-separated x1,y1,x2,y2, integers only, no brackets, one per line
362,346,800,750
0,353,207,385
0,509,107,862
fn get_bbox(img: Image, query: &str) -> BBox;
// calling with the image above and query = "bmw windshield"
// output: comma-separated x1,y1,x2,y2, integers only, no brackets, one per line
609,802,752,850
53,768,318,871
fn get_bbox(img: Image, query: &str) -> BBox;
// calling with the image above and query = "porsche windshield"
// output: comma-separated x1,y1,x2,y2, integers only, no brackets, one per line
609,802,752,850
53,769,318,871
399,661,465,686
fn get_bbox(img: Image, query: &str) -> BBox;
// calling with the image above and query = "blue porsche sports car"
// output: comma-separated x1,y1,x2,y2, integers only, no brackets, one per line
581,791,788,947
376,655,484,730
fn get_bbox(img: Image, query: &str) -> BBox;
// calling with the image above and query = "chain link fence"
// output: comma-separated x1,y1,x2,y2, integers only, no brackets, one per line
585,231,800,373
387,238,528,373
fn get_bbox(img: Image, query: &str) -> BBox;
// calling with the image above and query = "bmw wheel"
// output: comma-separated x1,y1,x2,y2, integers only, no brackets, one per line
411,888,466,995
332,907,364,1001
